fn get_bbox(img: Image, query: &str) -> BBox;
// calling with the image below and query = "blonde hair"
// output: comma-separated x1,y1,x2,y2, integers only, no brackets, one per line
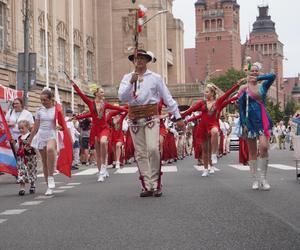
18,120,30,129
206,83,217,99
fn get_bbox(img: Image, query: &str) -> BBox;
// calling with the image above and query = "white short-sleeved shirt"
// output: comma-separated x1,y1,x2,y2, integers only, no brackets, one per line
5,109,34,140
35,106,56,131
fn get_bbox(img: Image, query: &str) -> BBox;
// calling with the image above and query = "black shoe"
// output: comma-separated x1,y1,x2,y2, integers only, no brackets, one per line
71,166,79,170
153,189,162,197
29,185,36,194
140,190,153,197
18,190,25,196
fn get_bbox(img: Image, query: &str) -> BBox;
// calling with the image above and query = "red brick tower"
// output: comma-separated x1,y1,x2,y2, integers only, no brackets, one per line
195,0,242,82
244,5,284,107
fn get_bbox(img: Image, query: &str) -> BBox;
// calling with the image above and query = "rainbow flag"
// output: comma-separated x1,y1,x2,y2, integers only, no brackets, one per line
0,106,17,176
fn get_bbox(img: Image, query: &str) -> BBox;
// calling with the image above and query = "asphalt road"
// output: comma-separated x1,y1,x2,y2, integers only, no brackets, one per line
0,148,299,250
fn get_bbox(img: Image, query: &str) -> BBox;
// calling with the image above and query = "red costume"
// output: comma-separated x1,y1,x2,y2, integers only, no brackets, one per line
72,83,126,146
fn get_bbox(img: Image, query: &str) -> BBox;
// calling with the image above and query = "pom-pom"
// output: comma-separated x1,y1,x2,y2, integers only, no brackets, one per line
252,62,262,71
42,87,51,92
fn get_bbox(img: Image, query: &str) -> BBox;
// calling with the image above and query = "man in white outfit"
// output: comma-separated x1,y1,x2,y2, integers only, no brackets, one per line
118,50,184,197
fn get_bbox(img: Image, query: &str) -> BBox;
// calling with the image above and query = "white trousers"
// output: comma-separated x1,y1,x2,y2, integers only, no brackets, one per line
130,118,161,191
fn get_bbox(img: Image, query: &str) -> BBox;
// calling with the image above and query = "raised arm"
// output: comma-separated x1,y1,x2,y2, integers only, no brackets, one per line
72,82,93,107
217,79,245,106
105,103,128,113
185,114,202,124
75,112,92,121
258,73,276,94
181,101,204,119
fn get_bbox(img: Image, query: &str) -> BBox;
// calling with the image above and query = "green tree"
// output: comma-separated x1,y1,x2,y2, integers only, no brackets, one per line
210,68,246,92
266,99,284,124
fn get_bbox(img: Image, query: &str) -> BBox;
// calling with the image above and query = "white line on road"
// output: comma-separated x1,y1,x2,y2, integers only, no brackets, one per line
37,172,59,178
67,183,81,185
20,201,44,206
228,164,249,171
74,168,99,176
58,186,74,189
0,209,27,215
194,165,220,171
34,195,55,199
162,166,178,172
114,167,138,174
269,164,295,170
52,190,65,193
0,219,7,224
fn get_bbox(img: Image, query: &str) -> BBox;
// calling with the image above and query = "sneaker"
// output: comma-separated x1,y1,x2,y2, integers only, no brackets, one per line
47,176,55,189
115,161,120,169
260,179,270,191
209,166,215,174
140,190,153,197
18,189,25,196
211,154,218,165
45,188,53,196
29,185,36,194
97,172,105,182
252,180,259,190
153,189,163,197
202,169,209,177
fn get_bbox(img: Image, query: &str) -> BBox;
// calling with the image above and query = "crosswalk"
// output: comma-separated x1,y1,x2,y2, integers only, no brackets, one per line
36,163,296,179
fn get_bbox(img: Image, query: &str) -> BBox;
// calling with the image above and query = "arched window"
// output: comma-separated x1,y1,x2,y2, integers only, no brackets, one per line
217,19,223,30
205,20,210,31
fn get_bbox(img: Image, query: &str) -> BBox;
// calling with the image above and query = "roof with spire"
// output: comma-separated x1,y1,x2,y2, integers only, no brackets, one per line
252,5,276,33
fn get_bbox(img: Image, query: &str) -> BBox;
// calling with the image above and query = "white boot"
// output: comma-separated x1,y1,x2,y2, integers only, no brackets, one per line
258,157,270,191
101,165,109,178
115,161,120,169
211,154,218,165
249,160,259,190
202,169,209,177
208,165,215,174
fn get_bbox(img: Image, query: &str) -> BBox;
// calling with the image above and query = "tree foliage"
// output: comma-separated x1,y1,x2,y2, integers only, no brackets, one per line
265,99,284,124
210,68,246,92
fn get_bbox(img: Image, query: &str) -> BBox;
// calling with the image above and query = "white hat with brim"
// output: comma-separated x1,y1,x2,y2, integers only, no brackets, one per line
128,49,153,62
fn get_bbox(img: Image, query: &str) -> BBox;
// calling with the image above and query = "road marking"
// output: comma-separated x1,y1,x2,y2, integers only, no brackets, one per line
74,168,99,176
0,219,7,224
34,195,55,199
20,201,44,206
67,182,81,185
53,190,65,193
194,165,220,171
0,209,27,215
269,164,295,170
37,172,59,178
228,164,249,171
114,167,138,174
162,166,178,172
58,186,74,189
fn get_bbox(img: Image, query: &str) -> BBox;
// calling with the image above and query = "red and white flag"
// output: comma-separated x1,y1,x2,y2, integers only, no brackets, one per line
55,85,72,177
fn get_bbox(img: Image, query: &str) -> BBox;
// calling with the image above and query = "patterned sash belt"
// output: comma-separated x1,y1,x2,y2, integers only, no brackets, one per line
128,104,158,120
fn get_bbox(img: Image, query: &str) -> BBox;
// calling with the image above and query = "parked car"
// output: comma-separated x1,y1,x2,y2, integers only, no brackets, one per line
229,126,239,151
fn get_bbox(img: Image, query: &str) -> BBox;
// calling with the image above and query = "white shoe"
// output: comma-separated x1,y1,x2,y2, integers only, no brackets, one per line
45,188,53,196
260,179,270,191
209,166,215,174
97,172,105,182
211,154,218,165
115,161,120,169
202,169,209,177
47,176,55,189
252,180,259,190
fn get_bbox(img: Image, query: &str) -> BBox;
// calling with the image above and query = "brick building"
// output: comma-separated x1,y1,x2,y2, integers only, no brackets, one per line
193,0,242,82
243,5,284,108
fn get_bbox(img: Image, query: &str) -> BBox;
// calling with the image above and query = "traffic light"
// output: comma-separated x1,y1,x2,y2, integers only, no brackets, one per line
137,5,147,33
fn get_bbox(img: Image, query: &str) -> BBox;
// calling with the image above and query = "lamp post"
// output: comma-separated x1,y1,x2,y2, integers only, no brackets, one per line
142,10,168,26
204,69,222,85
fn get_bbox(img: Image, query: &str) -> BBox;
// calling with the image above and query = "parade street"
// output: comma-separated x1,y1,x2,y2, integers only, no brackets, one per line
0,148,299,250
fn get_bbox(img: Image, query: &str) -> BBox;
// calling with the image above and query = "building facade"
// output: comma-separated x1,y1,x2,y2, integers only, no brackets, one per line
243,5,284,108
194,0,242,81
0,0,185,113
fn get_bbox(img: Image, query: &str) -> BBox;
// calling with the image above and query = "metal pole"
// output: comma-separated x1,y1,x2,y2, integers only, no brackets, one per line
23,0,30,106
45,0,49,87
70,0,74,111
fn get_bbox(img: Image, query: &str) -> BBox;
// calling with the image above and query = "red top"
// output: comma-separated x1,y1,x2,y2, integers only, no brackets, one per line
72,83,126,131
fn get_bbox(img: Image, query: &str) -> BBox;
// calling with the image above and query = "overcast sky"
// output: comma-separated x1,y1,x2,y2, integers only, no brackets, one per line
173,0,300,77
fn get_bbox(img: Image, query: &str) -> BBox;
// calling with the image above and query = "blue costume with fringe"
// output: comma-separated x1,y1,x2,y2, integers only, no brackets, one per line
238,73,276,138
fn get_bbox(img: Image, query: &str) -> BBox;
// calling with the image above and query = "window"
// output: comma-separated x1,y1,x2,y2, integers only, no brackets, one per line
217,36,222,40
40,30,46,68
87,51,93,82
58,38,65,73
0,3,5,51
205,37,210,41
205,20,210,31
73,45,80,79
217,19,223,30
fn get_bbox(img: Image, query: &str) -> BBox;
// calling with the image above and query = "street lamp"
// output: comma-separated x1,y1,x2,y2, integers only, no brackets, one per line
142,10,168,26
204,69,222,85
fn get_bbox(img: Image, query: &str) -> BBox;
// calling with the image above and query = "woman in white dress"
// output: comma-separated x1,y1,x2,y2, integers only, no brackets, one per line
28,88,57,195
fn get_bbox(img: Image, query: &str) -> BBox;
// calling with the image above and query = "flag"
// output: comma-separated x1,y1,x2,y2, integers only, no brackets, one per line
55,85,72,177
0,106,17,176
